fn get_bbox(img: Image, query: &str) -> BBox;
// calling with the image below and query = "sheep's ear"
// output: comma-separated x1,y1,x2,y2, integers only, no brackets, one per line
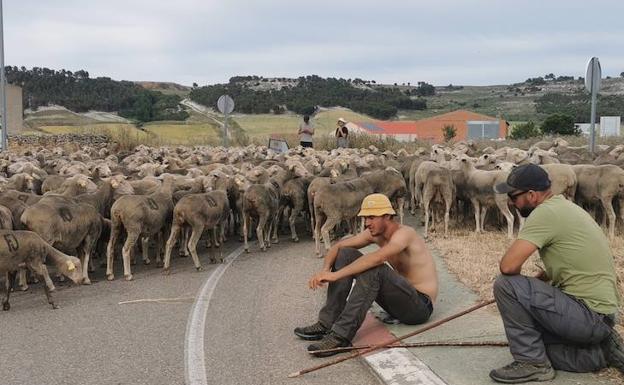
66,260,76,271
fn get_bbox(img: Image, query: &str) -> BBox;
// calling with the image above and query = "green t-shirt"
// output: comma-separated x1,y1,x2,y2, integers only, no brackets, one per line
518,195,619,315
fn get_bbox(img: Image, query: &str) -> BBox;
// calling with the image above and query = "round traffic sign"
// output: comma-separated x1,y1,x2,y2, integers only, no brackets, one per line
585,57,601,93
217,95,235,114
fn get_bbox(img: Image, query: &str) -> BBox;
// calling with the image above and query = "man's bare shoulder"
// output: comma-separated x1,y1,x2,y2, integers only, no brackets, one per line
393,225,422,240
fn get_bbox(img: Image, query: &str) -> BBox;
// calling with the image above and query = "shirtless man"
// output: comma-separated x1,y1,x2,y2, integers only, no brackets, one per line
294,193,438,357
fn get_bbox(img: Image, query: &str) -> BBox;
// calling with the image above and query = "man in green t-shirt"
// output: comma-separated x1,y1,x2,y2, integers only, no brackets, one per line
489,164,624,383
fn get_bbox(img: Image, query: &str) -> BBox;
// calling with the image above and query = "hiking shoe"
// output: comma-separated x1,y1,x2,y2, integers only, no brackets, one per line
294,321,329,341
307,331,352,357
489,361,555,383
602,327,624,373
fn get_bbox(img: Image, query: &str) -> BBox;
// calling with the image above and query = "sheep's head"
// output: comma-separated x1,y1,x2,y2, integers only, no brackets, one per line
233,174,250,192
495,162,516,172
288,162,311,178
58,256,83,285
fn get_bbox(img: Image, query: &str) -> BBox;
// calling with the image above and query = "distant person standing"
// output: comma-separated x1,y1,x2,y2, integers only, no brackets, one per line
335,118,349,148
298,115,314,148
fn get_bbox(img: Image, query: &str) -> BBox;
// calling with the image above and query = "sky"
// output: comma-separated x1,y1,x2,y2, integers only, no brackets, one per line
5,1,624,87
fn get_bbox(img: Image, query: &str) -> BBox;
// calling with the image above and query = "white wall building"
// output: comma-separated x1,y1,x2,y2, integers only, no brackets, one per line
575,116,621,137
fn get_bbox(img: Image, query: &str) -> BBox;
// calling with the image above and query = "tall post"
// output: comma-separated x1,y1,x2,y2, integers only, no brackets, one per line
589,77,597,155
0,0,7,151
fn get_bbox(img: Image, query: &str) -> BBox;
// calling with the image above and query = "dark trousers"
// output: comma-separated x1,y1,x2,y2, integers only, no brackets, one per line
493,274,613,372
318,248,433,341
300,141,313,148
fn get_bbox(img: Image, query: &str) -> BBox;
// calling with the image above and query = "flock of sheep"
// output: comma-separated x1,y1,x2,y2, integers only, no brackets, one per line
0,137,623,310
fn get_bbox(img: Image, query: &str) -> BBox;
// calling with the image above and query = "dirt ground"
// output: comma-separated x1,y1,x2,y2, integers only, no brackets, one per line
428,228,624,381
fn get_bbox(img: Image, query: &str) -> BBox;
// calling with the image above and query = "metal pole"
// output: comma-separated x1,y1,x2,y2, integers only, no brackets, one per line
589,73,597,155
223,109,228,148
0,0,7,151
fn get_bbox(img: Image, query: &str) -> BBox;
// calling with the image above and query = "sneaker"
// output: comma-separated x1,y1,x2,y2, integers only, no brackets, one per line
307,331,352,357
293,321,328,341
602,327,624,373
489,361,555,383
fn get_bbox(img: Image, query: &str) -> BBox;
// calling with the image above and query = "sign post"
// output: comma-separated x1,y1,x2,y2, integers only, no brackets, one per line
585,57,601,155
217,95,235,148
0,0,7,151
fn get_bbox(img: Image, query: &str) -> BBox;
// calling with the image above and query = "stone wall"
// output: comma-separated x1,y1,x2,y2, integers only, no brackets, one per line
8,133,111,147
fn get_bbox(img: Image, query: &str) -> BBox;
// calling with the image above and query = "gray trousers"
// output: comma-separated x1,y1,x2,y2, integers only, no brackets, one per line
493,274,613,372
318,247,433,341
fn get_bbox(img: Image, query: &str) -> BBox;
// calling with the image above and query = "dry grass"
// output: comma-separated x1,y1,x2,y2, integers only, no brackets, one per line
429,227,624,382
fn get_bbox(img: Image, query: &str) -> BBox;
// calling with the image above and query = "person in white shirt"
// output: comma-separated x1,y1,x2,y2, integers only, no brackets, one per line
298,115,314,148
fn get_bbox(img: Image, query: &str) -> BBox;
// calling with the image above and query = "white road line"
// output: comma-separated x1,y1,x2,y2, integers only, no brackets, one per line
364,348,447,385
185,245,245,385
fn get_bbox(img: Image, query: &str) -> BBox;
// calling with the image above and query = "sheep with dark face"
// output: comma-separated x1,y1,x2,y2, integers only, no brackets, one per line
0,230,82,311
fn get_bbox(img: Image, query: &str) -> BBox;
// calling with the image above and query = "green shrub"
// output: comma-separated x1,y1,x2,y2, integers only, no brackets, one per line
541,114,579,136
442,124,456,142
509,121,541,139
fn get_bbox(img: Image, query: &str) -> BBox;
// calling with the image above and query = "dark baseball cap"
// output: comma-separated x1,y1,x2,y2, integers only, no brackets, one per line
494,164,551,194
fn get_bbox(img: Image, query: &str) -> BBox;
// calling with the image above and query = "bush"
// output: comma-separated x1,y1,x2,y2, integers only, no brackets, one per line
541,114,579,136
442,124,456,142
509,121,541,139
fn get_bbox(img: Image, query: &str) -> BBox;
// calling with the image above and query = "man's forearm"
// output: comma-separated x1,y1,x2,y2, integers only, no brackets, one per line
322,244,340,271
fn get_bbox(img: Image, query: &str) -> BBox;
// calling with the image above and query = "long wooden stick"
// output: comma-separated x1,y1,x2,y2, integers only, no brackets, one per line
309,340,508,355
118,296,195,305
288,298,496,378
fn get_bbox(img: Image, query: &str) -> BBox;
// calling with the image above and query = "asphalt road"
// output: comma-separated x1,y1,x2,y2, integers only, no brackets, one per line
0,232,381,385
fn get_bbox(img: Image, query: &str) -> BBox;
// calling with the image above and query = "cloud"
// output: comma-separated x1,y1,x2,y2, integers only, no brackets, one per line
5,1,624,85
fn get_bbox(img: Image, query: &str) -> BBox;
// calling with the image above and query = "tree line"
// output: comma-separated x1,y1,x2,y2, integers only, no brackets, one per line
189,75,430,119
5,66,188,123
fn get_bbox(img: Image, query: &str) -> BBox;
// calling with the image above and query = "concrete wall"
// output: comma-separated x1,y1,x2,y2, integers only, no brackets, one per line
2,84,24,134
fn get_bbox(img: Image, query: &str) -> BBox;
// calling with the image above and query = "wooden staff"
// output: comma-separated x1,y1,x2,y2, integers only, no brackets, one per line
288,298,496,378
309,340,508,355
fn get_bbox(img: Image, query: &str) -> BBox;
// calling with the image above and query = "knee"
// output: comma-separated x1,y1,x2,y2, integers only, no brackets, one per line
493,274,514,298
334,247,362,270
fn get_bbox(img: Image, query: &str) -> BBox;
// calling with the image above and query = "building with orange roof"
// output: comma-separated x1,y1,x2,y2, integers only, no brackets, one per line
347,110,509,143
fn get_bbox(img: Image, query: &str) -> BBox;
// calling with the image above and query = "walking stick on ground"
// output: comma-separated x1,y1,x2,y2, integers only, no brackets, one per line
287,298,496,378
310,340,508,355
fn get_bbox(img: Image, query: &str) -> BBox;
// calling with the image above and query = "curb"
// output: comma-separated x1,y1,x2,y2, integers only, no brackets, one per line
355,313,448,385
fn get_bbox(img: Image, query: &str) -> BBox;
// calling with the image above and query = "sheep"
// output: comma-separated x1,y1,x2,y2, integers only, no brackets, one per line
44,174,98,196
407,156,430,214
307,173,338,240
459,155,515,238
280,175,313,242
413,161,442,211
360,168,407,224
529,148,560,165
539,164,577,200
0,230,82,310
313,178,374,255
573,164,624,240
20,195,103,285
106,174,176,281
239,172,284,253
420,166,455,238
0,173,38,193
162,190,230,273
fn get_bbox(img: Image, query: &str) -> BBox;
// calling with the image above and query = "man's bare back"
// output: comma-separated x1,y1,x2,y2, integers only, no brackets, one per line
372,224,438,302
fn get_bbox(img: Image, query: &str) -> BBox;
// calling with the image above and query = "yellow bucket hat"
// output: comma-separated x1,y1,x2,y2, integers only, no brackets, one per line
357,193,396,217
